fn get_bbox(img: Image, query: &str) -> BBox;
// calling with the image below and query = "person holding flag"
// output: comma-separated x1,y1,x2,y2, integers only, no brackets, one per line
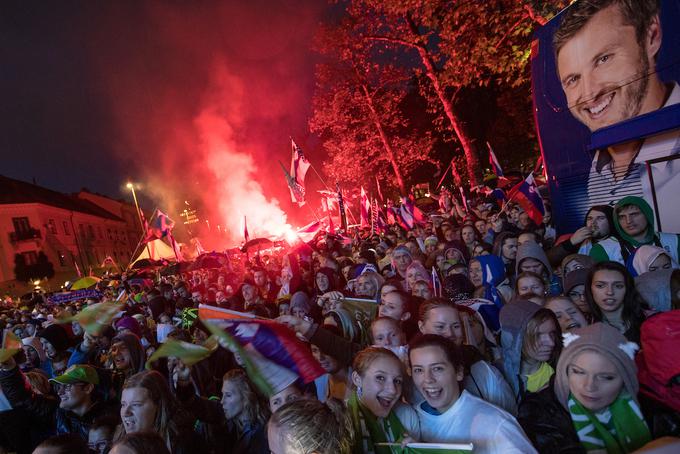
505,174,545,226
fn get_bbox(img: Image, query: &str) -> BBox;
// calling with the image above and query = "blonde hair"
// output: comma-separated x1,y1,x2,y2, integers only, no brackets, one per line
222,369,269,427
269,398,353,454
352,347,402,378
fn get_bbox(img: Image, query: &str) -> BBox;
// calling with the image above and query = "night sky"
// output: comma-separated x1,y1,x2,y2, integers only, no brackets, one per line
1,1,328,234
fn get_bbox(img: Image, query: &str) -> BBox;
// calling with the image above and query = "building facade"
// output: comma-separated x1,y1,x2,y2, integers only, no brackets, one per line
0,175,141,292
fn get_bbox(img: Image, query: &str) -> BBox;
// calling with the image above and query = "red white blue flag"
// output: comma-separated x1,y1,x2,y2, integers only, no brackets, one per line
507,173,545,225
289,139,311,206
488,142,504,178
144,209,175,242
360,187,370,228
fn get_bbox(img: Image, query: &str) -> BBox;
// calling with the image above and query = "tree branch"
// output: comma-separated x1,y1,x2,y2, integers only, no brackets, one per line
364,35,420,50
494,16,526,50
523,4,548,26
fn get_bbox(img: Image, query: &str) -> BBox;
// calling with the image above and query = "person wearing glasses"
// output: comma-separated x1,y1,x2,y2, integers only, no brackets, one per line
0,361,117,445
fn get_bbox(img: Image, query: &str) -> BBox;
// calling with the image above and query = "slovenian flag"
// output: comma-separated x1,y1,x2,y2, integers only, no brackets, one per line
290,139,311,206
360,187,370,228
507,173,545,225
488,142,504,177
199,304,325,387
144,209,175,242
399,196,426,229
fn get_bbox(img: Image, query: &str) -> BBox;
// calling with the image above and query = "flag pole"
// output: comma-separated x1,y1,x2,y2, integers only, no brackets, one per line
127,184,152,258
309,163,359,224
127,233,147,271
435,158,454,191
306,203,323,224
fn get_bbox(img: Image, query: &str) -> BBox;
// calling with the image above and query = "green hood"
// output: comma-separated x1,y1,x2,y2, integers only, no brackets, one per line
614,196,655,247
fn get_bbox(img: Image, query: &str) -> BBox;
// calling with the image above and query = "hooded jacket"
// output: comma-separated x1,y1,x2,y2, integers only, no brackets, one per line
516,242,561,295
591,196,680,264
500,299,542,399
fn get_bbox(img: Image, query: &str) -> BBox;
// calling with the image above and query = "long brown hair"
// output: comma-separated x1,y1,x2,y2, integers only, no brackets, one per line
118,370,186,450
222,369,269,427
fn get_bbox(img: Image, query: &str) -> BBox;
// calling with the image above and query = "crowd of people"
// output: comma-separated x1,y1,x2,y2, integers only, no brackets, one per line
0,186,679,454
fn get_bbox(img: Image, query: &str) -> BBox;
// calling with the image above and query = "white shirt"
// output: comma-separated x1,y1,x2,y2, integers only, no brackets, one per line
587,83,680,232
393,402,422,441
415,390,537,454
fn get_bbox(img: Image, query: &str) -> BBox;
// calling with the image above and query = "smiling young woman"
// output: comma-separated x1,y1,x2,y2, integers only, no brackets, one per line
408,335,536,454
348,347,420,453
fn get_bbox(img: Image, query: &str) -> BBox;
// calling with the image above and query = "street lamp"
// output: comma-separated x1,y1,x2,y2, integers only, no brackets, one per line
127,182,151,258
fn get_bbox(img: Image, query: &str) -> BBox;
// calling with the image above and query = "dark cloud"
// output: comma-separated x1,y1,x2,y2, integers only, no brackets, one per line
1,0,326,241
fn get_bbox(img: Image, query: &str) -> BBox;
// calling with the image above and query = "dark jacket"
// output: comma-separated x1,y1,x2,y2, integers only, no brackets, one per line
176,382,268,454
517,384,585,454
0,366,117,441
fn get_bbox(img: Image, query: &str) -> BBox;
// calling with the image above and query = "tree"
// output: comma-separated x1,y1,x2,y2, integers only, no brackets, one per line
342,0,569,186
310,20,437,196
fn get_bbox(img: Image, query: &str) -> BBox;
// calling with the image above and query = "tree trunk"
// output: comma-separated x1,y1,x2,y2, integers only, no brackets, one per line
360,83,408,197
406,18,482,187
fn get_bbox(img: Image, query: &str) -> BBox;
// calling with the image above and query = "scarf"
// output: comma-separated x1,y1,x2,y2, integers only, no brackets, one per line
348,392,407,454
568,392,651,453
525,362,554,393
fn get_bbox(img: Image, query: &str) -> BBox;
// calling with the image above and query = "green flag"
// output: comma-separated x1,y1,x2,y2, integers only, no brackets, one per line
58,302,123,335
146,339,213,369
0,331,22,363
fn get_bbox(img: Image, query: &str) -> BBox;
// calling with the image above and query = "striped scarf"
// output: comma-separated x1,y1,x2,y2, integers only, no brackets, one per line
568,392,651,453
348,391,406,454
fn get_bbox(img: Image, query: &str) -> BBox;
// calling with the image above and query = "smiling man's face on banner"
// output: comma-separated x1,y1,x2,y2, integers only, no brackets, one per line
555,2,663,132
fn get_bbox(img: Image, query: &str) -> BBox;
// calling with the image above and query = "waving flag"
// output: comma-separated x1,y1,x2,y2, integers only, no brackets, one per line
374,200,388,234
288,139,311,206
199,304,325,386
375,175,384,203
507,173,545,225
0,331,22,362
296,220,322,242
360,187,370,228
146,338,214,369
321,198,335,233
398,197,426,230
279,161,305,207
337,184,348,231
488,142,504,178
58,301,124,335
144,209,175,242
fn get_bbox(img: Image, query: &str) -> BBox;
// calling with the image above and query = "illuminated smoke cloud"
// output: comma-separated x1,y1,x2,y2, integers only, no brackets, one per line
195,68,291,239
88,1,323,245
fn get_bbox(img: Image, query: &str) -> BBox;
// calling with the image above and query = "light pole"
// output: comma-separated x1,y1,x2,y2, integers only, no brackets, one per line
127,182,152,260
